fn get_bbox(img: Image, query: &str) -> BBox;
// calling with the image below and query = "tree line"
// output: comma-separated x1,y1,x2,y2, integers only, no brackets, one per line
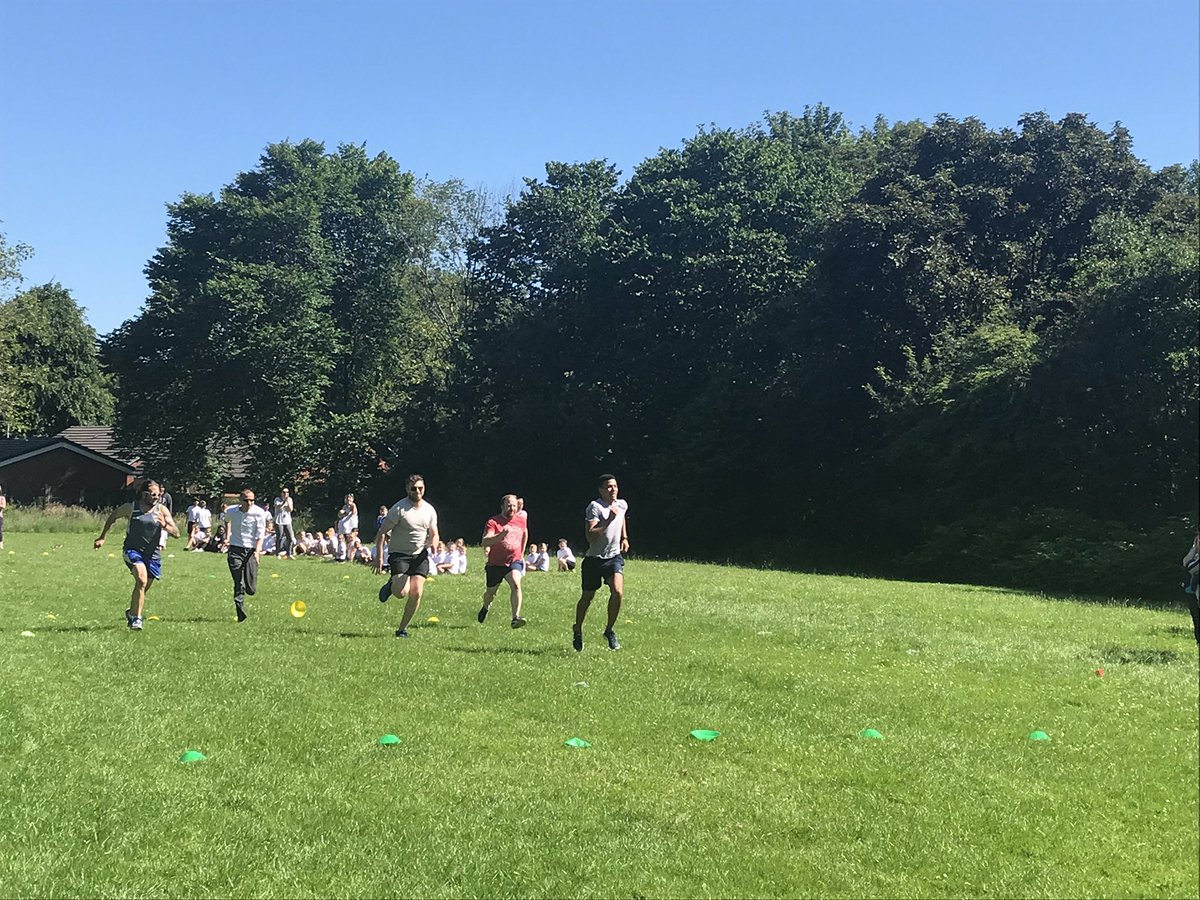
2,106,1196,599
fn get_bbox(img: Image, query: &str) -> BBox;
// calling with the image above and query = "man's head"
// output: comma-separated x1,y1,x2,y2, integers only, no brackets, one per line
139,479,162,506
598,474,618,503
239,489,255,511
407,474,426,503
500,493,518,518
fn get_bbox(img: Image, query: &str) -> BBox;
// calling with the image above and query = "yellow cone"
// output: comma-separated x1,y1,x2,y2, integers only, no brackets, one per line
427,616,440,624
148,615,161,621
271,573,279,578
290,600,307,618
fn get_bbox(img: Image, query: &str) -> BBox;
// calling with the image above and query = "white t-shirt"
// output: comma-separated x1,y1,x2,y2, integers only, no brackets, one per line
585,499,628,559
379,499,438,555
196,507,213,529
534,551,550,572
273,496,293,526
185,504,199,524
451,549,468,574
557,545,576,564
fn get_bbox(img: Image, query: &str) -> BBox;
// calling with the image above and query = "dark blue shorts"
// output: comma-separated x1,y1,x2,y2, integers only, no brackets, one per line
124,548,162,581
485,560,525,588
581,555,623,591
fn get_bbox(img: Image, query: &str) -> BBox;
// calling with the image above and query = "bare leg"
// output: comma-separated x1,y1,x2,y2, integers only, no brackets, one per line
507,570,524,619
575,589,597,630
390,573,410,600
398,576,425,632
605,572,624,632
128,563,151,618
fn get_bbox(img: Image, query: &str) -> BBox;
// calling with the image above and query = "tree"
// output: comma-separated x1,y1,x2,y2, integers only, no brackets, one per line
107,140,462,498
0,283,114,435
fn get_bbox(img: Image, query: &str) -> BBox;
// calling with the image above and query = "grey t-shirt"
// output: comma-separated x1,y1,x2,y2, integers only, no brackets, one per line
380,498,438,555
584,498,628,559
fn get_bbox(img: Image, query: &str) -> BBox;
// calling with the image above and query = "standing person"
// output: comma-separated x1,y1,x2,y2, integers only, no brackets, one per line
336,493,359,537
195,499,213,537
273,488,295,558
222,489,269,622
374,474,439,639
0,481,6,550
573,474,629,652
479,494,529,628
1183,531,1200,645
93,479,179,631
185,497,200,540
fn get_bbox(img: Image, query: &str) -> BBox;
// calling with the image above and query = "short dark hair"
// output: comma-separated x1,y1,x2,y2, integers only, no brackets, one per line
407,474,425,489
598,473,617,487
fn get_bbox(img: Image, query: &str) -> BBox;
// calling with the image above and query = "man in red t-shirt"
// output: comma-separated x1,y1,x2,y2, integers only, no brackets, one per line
479,493,529,628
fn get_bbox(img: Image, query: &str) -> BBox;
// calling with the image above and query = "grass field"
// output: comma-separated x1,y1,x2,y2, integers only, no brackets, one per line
1,531,1197,898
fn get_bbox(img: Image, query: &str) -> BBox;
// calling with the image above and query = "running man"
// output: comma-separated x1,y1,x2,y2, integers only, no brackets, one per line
573,474,629,652
222,488,269,622
374,474,439,638
479,494,529,628
94,478,179,631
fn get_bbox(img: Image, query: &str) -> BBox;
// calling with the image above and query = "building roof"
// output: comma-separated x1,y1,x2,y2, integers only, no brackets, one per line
0,436,58,462
0,434,138,475
56,426,141,466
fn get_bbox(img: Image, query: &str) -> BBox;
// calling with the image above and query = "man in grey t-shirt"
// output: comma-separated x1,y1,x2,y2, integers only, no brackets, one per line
572,474,629,652
374,474,439,639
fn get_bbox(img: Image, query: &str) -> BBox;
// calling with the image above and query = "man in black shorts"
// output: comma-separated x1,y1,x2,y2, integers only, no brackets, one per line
374,474,439,638
479,494,529,629
573,474,629,652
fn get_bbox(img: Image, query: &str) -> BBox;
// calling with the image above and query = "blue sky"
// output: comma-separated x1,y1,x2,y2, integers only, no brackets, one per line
2,0,1197,334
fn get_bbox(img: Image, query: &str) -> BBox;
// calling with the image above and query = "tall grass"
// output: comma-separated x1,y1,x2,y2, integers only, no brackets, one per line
3,503,185,534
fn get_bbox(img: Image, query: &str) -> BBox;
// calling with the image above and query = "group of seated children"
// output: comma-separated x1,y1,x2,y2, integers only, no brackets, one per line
522,539,577,572
429,539,469,575
291,528,373,563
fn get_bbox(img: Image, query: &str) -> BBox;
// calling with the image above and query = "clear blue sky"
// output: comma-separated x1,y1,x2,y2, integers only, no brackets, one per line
2,0,1197,335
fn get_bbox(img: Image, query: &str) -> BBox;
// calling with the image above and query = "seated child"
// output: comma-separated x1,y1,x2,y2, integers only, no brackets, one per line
556,538,576,571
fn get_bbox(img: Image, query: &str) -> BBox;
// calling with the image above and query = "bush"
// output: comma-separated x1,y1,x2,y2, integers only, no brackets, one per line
898,508,1194,603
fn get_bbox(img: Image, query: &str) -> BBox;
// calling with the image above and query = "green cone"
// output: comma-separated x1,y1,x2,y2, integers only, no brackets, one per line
1027,730,1051,742
377,734,401,746
564,737,591,749
859,728,885,740
179,750,206,763
689,729,721,742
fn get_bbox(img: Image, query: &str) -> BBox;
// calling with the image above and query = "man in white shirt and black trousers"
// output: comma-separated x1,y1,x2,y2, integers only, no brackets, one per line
223,488,270,622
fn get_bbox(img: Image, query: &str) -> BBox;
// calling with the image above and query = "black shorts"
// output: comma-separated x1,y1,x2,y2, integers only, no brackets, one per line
485,561,525,588
581,555,623,591
389,551,431,579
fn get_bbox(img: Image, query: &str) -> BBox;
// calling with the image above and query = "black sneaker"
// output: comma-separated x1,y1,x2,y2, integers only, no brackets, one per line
572,628,583,652
477,605,490,624
511,616,527,629
604,629,621,651
378,581,391,603
124,608,134,628
395,628,410,638
235,598,248,623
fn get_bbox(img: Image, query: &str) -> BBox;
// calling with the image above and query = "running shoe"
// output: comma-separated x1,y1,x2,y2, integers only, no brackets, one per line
378,581,391,603
604,629,621,651
125,608,134,628
572,628,583,652
511,616,527,629
477,605,490,624
130,616,144,632
395,628,410,638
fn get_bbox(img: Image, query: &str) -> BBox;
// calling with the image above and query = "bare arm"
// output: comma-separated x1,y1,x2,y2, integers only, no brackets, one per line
157,504,180,538
94,504,132,548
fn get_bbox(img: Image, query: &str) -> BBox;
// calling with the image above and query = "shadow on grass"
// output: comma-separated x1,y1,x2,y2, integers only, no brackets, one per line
445,645,550,657
1094,644,1184,666
39,625,108,634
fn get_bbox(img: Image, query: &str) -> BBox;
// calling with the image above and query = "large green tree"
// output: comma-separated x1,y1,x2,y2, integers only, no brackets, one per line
0,283,114,435
107,141,472,497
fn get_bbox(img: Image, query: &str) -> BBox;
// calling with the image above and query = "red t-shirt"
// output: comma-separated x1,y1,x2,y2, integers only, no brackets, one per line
484,514,526,566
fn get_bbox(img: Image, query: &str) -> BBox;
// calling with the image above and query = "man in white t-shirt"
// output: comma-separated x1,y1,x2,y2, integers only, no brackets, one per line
195,500,213,533
222,489,270,622
273,488,295,558
573,474,629,653
374,474,439,639
185,499,200,538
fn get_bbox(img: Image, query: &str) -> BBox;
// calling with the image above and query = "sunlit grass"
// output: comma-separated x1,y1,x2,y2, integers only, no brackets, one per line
1,532,1196,898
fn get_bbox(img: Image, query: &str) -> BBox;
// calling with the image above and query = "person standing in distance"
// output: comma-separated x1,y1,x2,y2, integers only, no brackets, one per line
223,488,269,622
479,494,529,628
94,479,179,631
0,481,6,550
374,474,439,639
273,488,295,558
573,474,629,652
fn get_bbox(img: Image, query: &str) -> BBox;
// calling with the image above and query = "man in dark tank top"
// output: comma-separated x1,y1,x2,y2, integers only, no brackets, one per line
94,479,179,631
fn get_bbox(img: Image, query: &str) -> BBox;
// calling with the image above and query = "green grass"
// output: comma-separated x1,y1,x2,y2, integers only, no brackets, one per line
1,532,1197,899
